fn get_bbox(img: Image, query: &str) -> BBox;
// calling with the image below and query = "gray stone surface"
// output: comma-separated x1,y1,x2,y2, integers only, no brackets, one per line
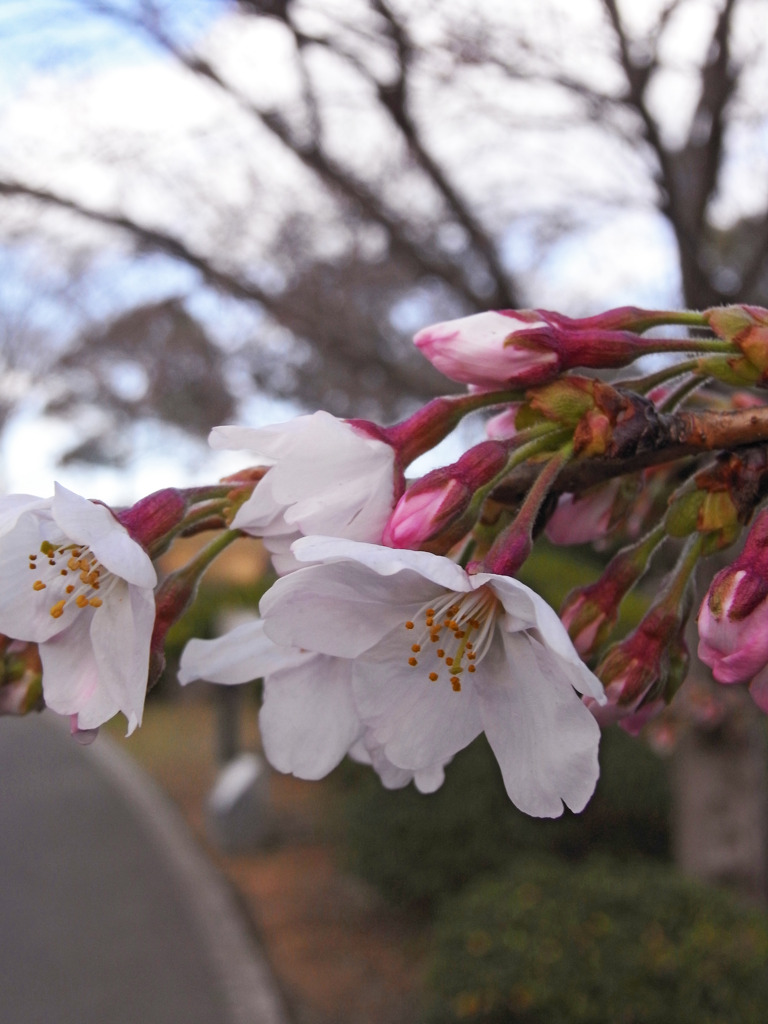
0,712,289,1024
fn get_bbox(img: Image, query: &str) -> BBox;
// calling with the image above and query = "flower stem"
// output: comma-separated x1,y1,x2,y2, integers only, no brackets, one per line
619,357,705,394
382,390,524,467
177,528,243,581
477,442,573,575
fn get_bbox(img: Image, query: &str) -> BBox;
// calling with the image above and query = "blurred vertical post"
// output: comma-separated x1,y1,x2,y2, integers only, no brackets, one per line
671,685,768,906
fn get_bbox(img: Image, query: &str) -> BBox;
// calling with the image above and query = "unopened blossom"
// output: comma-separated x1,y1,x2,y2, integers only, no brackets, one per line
545,479,629,546
0,483,156,733
179,619,444,789
485,406,521,440
383,478,468,549
698,509,768,687
383,441,508,552
210,411,397,573
698,572,768,684
261,537,605,818
414,308,701,390
592,608,688,735
560,525,665,659
414,311,557,389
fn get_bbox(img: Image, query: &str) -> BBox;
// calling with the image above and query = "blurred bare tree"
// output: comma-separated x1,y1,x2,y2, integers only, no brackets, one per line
1,0,767,450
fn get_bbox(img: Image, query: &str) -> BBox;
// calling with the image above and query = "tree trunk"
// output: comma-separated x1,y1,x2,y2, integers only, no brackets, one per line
671,685,768,906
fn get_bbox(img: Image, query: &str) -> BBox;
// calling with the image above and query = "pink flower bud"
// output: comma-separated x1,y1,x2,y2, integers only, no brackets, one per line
118,488,189,551
414,307,696,390
706,304,768,377
546,478,631,546
484,406,521,440
591,608,688,732
560,592,611,658
414,311,558,388
698,516,768,684
383,440,508,551
383,478,468,548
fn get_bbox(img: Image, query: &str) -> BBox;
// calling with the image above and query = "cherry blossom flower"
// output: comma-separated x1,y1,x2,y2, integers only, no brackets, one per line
209,412,397,573
179,619,444,790
260,537,605,818
0,483,156,733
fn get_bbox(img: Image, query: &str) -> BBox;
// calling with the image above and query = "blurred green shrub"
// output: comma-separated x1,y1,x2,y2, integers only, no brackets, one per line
339,727,670,911
424,855,768,1024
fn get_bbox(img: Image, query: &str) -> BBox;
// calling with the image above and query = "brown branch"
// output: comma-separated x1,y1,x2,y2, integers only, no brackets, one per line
369,0,516,307
0,179,278,307
495,403,768,502
71,0,496,309
599,0,739,308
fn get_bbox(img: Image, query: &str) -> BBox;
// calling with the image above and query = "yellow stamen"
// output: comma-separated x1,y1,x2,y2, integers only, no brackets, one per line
32,541,110,621
402,585,501,694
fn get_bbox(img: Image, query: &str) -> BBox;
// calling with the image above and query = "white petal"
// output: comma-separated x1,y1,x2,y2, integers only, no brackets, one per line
209,415,325,459
40,615,121,729
179,619,311,685
414,762,447,794
220,413,394,544
352,731,448,792
477,633,601,817
486,572,605,702
52,483,156,588
0,493,50,534
230,474,286,534
262,532,305,575
260,561,438,656
0,510,68,642
88,579,155,732
259,655,362,779
266,424,393,538
292,536,471,592
353,654,483,770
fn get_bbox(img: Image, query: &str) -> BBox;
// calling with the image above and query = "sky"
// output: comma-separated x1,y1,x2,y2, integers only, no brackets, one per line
0,0,754,504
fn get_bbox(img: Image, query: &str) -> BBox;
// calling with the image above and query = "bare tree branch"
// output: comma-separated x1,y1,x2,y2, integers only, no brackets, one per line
75,0,510,309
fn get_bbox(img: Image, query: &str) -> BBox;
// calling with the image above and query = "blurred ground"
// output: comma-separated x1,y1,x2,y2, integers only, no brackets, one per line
106,694,427,1024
